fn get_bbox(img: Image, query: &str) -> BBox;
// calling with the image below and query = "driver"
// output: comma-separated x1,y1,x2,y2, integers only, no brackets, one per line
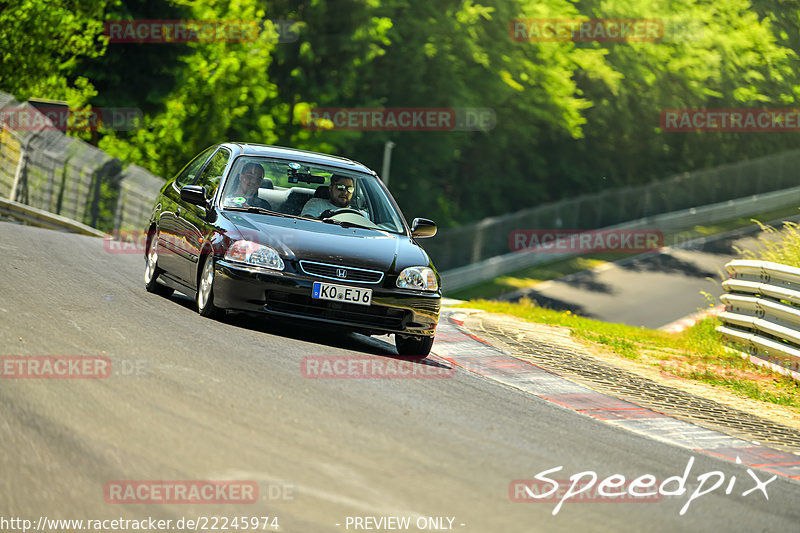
301,174,367,218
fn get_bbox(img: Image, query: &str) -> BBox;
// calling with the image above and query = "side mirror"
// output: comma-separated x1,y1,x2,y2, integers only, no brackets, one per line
180,185,209,208
411,218,437,239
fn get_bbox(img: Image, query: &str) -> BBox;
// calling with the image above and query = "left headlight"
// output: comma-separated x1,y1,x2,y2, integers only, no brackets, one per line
396,266,438,291
224,240,285,271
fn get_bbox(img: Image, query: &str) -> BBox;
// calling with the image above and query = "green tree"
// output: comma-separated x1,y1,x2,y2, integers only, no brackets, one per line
557,0,799,194
0,0,112,108
98,0,281,177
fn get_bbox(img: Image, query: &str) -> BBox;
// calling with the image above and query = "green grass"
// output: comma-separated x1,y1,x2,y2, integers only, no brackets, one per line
455,297,700,359
454,298,800,408
739,220,800,267
682,370,800,408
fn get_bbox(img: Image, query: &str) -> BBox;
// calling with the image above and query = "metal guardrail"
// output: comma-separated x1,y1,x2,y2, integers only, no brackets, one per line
718,259,800,378
441,186,800,292
0,198,105,237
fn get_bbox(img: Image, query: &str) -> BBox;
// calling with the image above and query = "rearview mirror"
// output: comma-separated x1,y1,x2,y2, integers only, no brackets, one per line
411,218,437,238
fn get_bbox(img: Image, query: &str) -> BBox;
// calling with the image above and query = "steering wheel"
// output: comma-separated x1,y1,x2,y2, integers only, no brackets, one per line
320,208,364,219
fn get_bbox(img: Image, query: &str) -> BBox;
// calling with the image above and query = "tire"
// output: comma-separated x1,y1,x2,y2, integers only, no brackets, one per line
395,334,434,358
144,231,174,297
197,254,219,318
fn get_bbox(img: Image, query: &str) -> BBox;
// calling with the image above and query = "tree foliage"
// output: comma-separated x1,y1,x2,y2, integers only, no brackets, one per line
4,0,800,227
0,0,112,108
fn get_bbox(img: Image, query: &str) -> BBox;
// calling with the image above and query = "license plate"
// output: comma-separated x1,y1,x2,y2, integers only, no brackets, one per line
312,281,372,306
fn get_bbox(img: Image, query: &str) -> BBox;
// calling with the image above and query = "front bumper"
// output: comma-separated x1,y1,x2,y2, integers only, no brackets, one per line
213,260,440,337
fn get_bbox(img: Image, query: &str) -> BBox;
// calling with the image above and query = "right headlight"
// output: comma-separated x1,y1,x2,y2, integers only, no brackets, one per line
396,266,438,291
224,240,285,271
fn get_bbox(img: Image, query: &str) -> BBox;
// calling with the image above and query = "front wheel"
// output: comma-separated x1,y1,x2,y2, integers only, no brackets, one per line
197,255,219,318
395,334,434,358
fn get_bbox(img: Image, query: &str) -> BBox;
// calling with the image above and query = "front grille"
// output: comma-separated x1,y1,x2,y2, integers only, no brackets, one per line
298,260,384,283
266,291,407,329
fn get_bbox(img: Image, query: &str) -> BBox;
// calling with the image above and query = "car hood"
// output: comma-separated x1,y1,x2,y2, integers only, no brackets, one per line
222,211,430,273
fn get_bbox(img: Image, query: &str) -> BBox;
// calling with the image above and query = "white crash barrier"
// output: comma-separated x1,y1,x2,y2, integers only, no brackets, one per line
718,259,800,376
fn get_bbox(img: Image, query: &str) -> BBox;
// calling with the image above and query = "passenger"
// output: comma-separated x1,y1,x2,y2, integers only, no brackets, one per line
226,163,272,209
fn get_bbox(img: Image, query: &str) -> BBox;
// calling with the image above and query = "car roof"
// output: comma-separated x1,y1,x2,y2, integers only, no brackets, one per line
223,142,377,175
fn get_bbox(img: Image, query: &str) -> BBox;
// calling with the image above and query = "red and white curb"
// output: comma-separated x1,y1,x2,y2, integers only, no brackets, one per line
659,304,725,333
430,309,800,482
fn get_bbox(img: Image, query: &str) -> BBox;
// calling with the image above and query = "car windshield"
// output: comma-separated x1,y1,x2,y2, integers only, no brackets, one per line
220,156,407,234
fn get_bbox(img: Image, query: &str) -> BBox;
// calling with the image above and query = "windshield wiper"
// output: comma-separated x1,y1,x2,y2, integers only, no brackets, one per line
225,206,294,218
321,218,381,231
339,221,378,230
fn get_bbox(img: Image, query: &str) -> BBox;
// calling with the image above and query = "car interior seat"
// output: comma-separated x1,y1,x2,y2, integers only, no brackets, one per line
282,188,315,215
313,185,330,199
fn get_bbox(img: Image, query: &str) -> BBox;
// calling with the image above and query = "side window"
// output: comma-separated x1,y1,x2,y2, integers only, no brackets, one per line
197,148,231,197
174,146,216,188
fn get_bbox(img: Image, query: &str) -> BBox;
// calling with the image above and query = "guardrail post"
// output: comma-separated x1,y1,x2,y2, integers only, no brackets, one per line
87,158,123,230
9,125,43,204
8,132,25,202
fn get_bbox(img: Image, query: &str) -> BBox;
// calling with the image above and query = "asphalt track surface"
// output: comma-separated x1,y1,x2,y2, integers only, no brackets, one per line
1,222,800,532
503,226,785,329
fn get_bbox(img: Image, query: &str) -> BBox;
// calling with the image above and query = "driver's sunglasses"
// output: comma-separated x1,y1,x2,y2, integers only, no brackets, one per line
334,184,355,193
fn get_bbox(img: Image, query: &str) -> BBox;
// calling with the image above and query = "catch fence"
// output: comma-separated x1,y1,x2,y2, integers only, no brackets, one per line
0,90,162,233
426,150,800,271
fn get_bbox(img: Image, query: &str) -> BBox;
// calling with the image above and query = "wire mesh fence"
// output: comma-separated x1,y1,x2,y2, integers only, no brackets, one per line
425,149,800,270
0,90,163,233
